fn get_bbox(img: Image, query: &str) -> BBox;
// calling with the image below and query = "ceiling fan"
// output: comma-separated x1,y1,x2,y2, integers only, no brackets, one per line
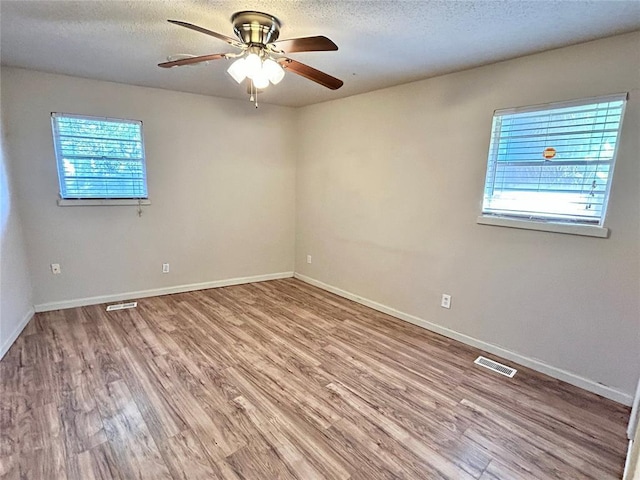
159,11,343,105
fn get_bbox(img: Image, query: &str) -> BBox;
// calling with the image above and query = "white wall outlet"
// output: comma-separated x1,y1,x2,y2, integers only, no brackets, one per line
51,263,61,275
162,263,170,273
441,294,451,309
306,255,312,264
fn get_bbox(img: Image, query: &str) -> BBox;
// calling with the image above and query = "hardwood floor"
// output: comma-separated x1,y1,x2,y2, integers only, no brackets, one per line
0,278,630,479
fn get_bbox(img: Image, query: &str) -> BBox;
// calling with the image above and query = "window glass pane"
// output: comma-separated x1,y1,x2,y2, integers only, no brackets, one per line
482,95,626,226
51,113,148,200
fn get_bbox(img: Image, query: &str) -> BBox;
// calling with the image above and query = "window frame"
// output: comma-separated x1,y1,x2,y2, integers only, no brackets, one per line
51,112,150,206
477,93,628,238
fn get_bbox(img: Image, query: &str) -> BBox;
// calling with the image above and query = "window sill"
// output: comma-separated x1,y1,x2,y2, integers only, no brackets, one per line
476,216,608,238
57,199,151,207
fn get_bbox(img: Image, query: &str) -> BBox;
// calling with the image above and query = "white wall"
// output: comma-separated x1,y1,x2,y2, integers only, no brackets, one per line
0,82,34,358
1,68,296,309
295,32,640,400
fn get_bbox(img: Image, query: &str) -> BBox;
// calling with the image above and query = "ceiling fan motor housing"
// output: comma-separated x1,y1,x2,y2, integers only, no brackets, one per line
232,11,281,46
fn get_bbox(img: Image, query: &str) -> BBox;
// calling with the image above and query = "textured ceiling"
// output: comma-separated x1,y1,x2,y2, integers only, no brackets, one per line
1,1,639,107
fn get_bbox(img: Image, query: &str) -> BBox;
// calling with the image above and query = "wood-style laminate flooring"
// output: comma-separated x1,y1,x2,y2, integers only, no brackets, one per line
0,278,630,479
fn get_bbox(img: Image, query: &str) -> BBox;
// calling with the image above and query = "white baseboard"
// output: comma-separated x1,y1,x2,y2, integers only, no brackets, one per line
34,272,294,313
294,273,633,406
0,307,34,360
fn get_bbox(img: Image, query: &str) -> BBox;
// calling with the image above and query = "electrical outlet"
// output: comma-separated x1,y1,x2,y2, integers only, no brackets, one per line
306,255,312,264
162,263,170,273
51,263,61,275
441,294,451,309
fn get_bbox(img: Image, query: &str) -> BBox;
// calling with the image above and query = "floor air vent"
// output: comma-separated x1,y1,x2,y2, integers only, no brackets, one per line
106,301,138,312
474,356,517,378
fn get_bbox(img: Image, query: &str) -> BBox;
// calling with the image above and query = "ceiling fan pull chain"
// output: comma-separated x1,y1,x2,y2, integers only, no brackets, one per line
248,80,259,108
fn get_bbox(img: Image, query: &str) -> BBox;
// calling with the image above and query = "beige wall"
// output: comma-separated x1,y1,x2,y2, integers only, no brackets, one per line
295,32,640,398
0,87,34,357
1,68,296,308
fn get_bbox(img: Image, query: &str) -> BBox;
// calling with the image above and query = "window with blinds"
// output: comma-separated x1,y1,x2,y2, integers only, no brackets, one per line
51,113,148,200
481,94,627,226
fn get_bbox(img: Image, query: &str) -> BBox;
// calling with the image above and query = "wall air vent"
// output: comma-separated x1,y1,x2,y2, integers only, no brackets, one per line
106,301,138,311
474,356,517,378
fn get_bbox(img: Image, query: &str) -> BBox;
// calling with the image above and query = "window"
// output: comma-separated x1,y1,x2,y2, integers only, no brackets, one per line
51,113,148,204
479,94,627,236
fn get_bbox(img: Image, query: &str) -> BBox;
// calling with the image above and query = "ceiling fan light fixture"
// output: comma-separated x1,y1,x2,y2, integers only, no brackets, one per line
263,58,285,85
227,57,247,83
160,12,343,106
244,53,262,79
252,70,270,89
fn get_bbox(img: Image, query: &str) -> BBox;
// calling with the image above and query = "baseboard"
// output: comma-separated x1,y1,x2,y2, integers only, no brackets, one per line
34,271,294,313
0,307,34,360
294,272,633,406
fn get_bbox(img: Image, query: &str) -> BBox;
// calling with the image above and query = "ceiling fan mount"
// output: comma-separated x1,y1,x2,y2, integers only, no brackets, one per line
158,10,343,100
231,11,281,46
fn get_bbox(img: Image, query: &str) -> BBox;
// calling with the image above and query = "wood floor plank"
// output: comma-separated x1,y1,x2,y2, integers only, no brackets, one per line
0,453,19,480
319,355,489,476
156,430,223,480
233,395,326,480
112,347,187,441
458,395,621,477
243,359,342,430
321,419,404,480
463,420,600,480
157,368,245,461
326,380,477,480
74,442,124,480
222,442,298,480
457,366,628,463
17,436,67,480
0,278,630,479
226,365,352,480
94,379,172,480
478,459,533,480
59,380,107,455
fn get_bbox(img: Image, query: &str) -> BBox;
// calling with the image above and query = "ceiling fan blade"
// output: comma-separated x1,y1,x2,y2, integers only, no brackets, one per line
278,58,343,90
269,36,338,53
167,20,243,48
158,53,226,68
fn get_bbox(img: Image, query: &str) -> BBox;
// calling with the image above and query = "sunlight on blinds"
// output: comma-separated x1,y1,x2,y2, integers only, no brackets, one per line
482,94,626,225
52,113,148,199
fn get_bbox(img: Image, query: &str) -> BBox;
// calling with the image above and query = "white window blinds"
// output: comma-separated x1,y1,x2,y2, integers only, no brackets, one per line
482,94,627,226
51,113,148,200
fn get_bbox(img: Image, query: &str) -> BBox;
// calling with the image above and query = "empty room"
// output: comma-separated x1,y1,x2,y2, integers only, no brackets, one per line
1,1,639,479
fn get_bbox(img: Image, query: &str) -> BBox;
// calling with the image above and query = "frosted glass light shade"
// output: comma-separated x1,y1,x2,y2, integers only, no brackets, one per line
227,58,247,84
245,53,262,79
263,58,285,85
252,70,270,89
